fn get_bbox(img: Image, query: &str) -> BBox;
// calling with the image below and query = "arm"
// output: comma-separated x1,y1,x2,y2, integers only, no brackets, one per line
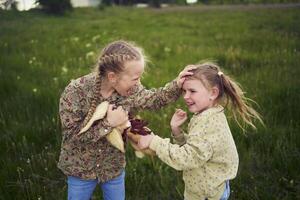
152,112,232,171
171,130,187,146
149,134,213,171
130,80,181,110
130,65,197,110
135,109,213,170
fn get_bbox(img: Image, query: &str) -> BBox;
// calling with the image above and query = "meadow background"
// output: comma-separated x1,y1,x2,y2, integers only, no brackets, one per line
0,5,300,200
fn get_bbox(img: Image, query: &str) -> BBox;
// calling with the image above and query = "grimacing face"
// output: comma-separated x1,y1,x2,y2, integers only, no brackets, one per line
182,79,214,113
113,59,145,96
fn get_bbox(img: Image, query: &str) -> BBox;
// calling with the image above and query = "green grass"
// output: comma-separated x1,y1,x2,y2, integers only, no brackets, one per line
0,6,300,200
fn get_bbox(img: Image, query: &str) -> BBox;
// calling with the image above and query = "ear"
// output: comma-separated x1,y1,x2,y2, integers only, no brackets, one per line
107,71,118,83
210,86,219,101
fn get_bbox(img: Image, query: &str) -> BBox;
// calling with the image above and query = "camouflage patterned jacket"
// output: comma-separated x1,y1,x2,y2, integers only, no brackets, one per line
57,72,181,182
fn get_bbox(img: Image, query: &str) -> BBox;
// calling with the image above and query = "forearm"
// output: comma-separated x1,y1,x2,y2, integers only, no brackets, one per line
171,126,186,146
171,126,182,137
149,135,212,171
135,80,182,110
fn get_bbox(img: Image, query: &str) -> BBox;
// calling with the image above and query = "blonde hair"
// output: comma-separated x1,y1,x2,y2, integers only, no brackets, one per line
82,40,145,128
188,61,263,130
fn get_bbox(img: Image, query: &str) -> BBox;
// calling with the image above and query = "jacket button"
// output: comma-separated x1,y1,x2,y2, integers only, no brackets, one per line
96,164,100,167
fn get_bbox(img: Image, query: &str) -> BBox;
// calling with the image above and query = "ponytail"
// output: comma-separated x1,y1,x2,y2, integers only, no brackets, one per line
219,73,263,130
190,62,264,130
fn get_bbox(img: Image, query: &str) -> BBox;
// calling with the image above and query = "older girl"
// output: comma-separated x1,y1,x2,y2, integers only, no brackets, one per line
58,40,194,200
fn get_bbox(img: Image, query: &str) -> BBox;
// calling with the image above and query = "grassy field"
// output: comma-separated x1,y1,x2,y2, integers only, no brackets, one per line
0,5,300,200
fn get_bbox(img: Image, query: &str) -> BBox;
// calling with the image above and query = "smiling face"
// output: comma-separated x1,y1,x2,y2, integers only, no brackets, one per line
182,79,216,114
113,59,145,96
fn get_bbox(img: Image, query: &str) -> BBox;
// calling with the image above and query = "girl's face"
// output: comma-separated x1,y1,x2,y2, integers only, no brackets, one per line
182,79,215,114
114,59,145,96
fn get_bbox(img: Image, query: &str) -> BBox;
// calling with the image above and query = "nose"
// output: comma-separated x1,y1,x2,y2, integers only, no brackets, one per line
183,92,190,100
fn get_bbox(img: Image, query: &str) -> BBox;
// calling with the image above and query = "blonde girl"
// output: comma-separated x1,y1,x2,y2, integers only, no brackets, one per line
131,62,263,200
58,40,194,200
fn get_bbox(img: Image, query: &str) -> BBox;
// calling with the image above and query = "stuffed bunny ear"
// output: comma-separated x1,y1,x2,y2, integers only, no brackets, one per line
141,148,156,156
79,101,109,134
128,140,145,158
106,129,125,153
135,151,145,158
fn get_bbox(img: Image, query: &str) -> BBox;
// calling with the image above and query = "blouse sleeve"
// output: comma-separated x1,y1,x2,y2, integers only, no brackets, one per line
171,130,187,146
130,80,181,110
149,134,213,171
59,84,113,144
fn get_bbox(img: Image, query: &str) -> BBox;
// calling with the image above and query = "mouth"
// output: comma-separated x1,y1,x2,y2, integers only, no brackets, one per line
185,101,195,107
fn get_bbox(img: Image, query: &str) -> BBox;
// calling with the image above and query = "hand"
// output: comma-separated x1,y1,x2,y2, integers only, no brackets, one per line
118,120,131,133
127,132,156,156
127,132,141,143
106,105,128,127
176,65,197,88
127,132,151,149
170,109,187,129
137,134,154,149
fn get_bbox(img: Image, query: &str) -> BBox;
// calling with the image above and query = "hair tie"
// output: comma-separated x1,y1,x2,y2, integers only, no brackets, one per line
217,71,223,76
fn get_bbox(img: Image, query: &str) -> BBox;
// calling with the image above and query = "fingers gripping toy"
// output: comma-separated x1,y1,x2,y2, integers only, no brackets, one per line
126,118,156,158
78,101,155,157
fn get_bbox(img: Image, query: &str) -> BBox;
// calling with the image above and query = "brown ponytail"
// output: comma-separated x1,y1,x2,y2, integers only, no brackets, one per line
219,72,263,129
189,62,263,130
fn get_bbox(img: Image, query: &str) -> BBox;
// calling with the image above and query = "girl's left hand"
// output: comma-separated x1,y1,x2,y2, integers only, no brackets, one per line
176,65,197,88
137,135,154,149
170,109,187,128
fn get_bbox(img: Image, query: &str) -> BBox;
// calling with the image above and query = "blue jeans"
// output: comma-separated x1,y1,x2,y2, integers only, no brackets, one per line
219,180,230,200
67,171,125,200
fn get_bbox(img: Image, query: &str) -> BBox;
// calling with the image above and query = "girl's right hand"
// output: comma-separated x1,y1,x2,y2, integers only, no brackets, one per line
137,134,154,149
106,105,128,127
170,109,187,129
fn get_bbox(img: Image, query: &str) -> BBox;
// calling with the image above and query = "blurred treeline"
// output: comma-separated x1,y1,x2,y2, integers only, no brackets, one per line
1,0,300,14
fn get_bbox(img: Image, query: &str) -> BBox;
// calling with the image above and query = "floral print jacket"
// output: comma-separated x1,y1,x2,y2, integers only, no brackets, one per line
58,72,181,182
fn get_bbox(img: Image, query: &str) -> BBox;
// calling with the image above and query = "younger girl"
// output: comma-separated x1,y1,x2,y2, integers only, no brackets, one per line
131,62,263,200
58,40,194,200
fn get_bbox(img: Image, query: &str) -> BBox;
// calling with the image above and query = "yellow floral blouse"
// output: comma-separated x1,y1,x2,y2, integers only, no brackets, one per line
149,106,239,200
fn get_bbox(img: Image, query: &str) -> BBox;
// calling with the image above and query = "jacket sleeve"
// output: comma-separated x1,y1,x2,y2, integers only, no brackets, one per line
59,84,112,144
149,134,213,171
130,80,182,110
